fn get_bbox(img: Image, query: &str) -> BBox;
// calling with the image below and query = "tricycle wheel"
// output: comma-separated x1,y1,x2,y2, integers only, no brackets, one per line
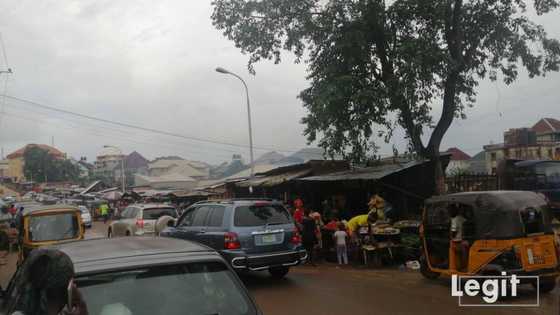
532,277,557,293
420,255,440,280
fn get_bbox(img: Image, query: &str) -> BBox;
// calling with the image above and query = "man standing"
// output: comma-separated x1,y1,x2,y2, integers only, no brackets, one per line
450,205,467,270
100,203,109,224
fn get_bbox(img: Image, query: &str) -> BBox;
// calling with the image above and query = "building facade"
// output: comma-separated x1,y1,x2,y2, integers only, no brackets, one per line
93,147,126,182
0,159,8,179
484,118,560,174
444,147,471,175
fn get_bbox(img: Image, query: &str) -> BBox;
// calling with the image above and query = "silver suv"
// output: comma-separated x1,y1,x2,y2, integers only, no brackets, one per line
161,199,306,278
108,204,177,237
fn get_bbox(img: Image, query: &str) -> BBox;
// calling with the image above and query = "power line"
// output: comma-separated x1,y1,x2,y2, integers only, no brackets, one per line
1,110,238,161
2,101,251,156
0,94,302,154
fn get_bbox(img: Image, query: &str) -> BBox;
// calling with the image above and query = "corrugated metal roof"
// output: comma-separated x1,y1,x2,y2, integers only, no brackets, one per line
170,189,224,198
298,160,425,182
237,168,312,187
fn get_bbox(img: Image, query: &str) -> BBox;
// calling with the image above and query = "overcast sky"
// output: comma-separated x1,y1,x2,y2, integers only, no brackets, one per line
0,0,559,165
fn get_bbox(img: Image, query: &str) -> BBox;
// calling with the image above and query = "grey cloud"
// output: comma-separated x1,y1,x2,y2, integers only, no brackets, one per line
0,0,559,164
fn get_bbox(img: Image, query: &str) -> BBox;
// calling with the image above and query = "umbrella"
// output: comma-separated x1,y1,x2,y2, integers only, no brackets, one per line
102,191,123,201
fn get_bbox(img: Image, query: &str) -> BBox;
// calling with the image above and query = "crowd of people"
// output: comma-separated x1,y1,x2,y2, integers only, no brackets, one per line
288,194,387,267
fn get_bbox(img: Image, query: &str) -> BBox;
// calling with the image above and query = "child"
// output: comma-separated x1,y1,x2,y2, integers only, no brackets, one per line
333,222,348,265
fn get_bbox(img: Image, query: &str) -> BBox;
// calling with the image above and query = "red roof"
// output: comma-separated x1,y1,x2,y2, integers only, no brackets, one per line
532,118,560,134
6,144,65,159
445,147,471,161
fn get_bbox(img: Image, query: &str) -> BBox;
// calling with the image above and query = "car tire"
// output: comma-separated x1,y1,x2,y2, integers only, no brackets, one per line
125,231,131,236
420,255,440,280
532,277,557,293
269,266,290,279
107,229,112,238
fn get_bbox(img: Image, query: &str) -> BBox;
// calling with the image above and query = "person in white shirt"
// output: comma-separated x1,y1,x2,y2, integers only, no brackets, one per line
450,205,468,270
333,223,349,265
450,211,466,241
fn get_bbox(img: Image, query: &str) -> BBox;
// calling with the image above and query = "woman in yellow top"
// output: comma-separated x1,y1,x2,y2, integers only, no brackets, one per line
347,195,386,236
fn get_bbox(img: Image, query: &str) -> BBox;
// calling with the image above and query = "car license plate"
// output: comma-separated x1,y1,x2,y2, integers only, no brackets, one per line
262,234,277,244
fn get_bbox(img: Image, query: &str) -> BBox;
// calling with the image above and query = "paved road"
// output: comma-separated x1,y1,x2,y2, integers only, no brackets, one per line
1,222,558,314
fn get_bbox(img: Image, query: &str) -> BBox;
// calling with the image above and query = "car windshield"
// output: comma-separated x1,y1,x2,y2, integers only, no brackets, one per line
142,207,176,219
29,213,80,242
234,204,291,227
535,162,560,186
76,262,256,315
79,207,89,214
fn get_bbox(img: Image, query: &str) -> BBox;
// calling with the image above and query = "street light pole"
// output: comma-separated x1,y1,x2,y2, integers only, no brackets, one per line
104,145,125,193
215,67,255,183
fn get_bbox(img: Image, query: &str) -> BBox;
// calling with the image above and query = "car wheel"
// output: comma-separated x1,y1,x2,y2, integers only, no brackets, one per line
420,255,440,280
107,229,112,238
269,266,290,279
532,277,557,293
125,231,131,236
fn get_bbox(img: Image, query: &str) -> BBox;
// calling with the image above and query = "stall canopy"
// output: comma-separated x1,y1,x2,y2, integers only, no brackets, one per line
80,180,103,195
237,168,312,188
298,160,425,183
236,160,349,189
295,157,450,218
169,190,219,198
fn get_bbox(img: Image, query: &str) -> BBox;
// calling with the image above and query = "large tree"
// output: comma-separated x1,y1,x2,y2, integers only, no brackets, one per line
23,147,80,183
212,0,560,192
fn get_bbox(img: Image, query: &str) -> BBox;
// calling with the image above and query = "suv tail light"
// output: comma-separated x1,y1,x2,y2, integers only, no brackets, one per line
136,218,144,229
290,230,302,245
225,232,241,250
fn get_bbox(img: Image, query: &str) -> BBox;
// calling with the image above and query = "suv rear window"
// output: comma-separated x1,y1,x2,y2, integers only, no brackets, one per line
234,204,291,227
142,208,177,220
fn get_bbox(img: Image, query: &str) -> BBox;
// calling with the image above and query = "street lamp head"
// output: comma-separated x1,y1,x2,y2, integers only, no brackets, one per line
215,67,230,74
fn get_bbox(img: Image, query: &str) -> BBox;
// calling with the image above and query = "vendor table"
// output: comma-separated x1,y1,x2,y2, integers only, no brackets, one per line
362,243,403,267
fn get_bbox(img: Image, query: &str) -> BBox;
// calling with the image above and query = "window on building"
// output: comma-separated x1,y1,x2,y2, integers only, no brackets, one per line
490,153,497,161
548,149,553,158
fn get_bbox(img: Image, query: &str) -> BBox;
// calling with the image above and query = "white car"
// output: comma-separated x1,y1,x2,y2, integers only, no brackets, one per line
79,205,92,228
2,196,16,203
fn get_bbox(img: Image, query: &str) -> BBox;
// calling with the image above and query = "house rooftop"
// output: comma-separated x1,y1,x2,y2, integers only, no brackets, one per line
7,144,65,160
445,147,471,161
532,118,560,134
